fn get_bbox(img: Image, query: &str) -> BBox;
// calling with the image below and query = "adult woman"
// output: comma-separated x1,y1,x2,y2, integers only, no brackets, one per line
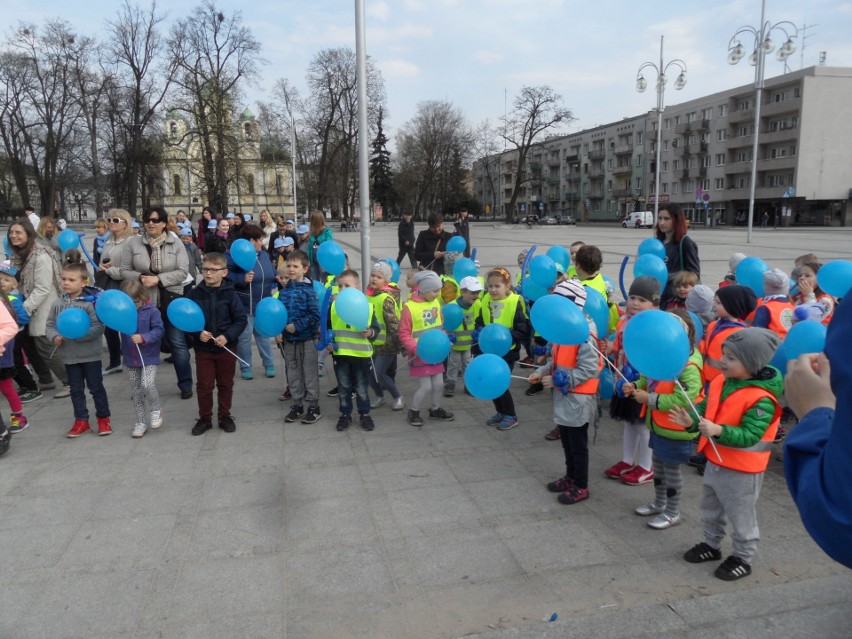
176,209,196,243
96,209,135,375
197,207,215,250
228,213,244,242
120,207,193,399
257,209,276,244
226,224,278,379
7,219,71,397
37,216,62,258
305,210,333,281
206,218,232,254
655,203,700,308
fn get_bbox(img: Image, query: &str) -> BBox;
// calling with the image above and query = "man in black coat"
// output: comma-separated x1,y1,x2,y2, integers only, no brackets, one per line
396,212,416,267
414,212,453,275
453,207,471,257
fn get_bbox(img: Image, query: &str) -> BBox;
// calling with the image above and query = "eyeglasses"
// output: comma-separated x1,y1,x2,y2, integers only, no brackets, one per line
108,217,125,224
200,267,226,273
144,218,164,224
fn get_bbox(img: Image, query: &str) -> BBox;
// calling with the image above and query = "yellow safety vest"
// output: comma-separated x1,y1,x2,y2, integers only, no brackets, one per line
330,302,374,358
579,273,619,334
452,298,481,352
404,298,442,340
368,291,398,347
479,293,524,351
325,275,339,296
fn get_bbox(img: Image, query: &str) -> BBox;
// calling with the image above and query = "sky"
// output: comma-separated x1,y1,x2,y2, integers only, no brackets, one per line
4,0,852,148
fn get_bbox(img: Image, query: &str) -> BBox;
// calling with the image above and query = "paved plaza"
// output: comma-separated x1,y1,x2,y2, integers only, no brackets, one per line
1,222,850,638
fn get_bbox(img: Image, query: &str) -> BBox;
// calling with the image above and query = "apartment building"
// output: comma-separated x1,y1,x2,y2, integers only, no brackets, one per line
472,65,852,226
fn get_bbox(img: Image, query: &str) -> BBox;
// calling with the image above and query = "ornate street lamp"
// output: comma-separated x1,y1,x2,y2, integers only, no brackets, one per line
727,0,798,243
636,35,687,224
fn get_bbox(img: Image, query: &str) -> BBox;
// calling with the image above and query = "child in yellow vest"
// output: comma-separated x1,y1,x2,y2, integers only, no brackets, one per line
670,328,782,581
444,276,482,397
366,262,404,411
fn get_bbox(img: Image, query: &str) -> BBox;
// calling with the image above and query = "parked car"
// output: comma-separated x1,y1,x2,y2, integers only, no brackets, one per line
622,210,655,228
540,216,558,225
557,214,577,225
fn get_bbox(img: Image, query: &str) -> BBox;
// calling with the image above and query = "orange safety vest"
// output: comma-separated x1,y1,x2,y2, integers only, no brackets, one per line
698,376,780,473
756,298,795,338
701,320,747,382
640,362,705,432
553,343,602,394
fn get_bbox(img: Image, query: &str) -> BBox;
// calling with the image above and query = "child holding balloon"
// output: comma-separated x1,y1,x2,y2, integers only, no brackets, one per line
367,261,404,411
443,276,483,398
399,270,454,427
475,267,530,431
44,250,111,438
120,281,165,438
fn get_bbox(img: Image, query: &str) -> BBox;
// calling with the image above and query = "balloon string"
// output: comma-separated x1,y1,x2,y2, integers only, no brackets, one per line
588,343,631,384
675,378,723,462
222,345,251,368
510,375,529,381
50,345,58,359
135,342,145,371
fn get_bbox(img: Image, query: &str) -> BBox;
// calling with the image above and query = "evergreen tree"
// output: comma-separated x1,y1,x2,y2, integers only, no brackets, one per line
369,108,397,215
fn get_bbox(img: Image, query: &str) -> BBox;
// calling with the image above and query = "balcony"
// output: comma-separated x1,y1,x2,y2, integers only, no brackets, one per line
612,165,632,176
760,95,801,117
588,189,604,199
728,108,754,124
675,119,710,134
614,144,633,155
725,135,754,149
756,155,796,171
589,168,605,179
613,188,633,197
546,177,560,186
758,127,799,144
564,172,581,181
691,167,708,178
588,149,606,160
682,169,690,179
562,191,580,199
678,141,709,156
564,154,580,163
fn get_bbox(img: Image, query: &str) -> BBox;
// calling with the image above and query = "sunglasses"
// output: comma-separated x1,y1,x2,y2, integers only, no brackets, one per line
145,217,164,224
108,217,125,224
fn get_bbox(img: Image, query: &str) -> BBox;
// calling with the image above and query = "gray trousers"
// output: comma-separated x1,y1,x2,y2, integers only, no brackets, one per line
445,349,471,387
33,335,69,386
701,462,764,563
282,340,319,407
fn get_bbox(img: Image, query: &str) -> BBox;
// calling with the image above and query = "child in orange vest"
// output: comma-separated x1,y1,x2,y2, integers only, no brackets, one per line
622,309,704,529
671,328,783,581
529,281,601,505
701,285,757,385
752,268,795,338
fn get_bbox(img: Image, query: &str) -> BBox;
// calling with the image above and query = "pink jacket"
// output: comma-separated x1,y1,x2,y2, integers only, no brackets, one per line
399,293,445,377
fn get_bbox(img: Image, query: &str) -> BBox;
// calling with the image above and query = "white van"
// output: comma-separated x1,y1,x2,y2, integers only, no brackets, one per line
622,210,655,229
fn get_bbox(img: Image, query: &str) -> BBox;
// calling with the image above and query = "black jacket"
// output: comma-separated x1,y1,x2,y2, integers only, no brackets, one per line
661,234,701,307
186,280,248,353
397,219,415,248
414,228,453,275
453,216,471,257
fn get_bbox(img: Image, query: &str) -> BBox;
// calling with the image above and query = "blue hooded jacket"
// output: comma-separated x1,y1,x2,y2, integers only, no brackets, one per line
225,248,277,314
120,302,164,367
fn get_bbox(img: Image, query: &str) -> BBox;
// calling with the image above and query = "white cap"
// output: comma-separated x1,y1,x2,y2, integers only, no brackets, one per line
459,276,483,292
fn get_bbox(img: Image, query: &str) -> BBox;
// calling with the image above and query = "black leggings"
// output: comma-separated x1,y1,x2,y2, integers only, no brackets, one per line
104,327,122,369
492,360,516,417
559,423,590,489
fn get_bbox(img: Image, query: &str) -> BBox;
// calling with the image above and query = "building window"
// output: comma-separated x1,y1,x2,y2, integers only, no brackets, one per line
717,129,726,141
701,156,711,167
662,161,668,172
275,174,283,193
714,177,725,190
244,123,253,140
636,132,643,144
636,154,642,167
246,175,255,193
169,122,178,138
716,153,726,166
718,104,728,117
687,134,696,145
701,107,713,120
672,159,680,171
664,118,671,130
672,182,679,194
173,174,182,195
664,140,669,151
674,116,681,125
737,98,750,111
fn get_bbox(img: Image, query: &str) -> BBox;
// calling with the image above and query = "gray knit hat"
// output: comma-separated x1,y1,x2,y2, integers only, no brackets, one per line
729,252,747,273
553,280,587,309
763,268,789,297
370,261,393,283
722,328,781,376
413,270,442,293
628,276,661,306
686,284,714,314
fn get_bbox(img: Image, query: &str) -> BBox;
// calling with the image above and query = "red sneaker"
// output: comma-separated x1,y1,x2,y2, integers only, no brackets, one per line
604,460,634,479
544,427,561,441
621,466,654,486
67,419,91,438
96,416,112,436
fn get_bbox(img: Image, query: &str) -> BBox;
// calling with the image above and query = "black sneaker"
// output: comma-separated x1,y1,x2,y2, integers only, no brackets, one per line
428,407,454,421
181,389,194,400
18,390,42,404
443,384,455,398
191,417,212,436
360,414,375,431
773,426,787,444
688,453,706,467
301,406,322,424
683,542,723,564
714,555,752,581
407,409,423,427
336,414,351,431
525,382,545,396
218,415,236,433
285,405,305,423
327,386,339,397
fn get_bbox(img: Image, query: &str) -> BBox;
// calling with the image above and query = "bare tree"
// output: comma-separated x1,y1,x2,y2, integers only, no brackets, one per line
501,85,573,223
167,2,261,216
471,119,501,218
395,99,472,219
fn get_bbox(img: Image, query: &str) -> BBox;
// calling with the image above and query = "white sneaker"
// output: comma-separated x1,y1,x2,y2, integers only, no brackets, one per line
647,512,681,530
132,423,147,438
635,501,665,517
150,410,163,429
392,396,406,411
370,396,385,409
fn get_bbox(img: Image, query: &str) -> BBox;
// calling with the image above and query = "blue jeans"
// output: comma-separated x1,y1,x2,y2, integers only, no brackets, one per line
164,319,194,392
333,355,371,416
237,315,275,373
65,361,110,419
369,354,401,400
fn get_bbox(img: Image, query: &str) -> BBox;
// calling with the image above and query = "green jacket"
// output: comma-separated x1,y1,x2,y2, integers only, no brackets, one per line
690,366,784,449
637,348,704,441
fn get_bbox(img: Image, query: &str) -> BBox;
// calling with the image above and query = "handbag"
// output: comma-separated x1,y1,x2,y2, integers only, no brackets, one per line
143,243,179,313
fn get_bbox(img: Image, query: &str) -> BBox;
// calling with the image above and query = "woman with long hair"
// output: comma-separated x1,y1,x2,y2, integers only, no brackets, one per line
655,203,700,308
257,209,276,244
97,209,136,375
305,210,333,281
197,207,215,251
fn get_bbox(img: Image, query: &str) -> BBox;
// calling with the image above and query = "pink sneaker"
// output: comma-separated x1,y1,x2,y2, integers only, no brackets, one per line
604,460,634,479
621,466,654,486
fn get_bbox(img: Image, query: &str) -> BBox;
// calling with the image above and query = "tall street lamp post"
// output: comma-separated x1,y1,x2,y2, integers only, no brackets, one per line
727,0,798,243
636,35,687,224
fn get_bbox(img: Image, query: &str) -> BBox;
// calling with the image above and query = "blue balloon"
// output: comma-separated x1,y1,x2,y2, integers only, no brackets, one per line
599,368,615,400
379,257,401,284
446,236,466,253
230,238,257,272
687,311,705,343
416,328,451,364
583,286,609,337
442,303,464,331
317,241,346,276
633,254,668,291
546,246,570,273
735,256,768,297
452,257,478,282
96,289,137,335
57,228,80,252
312,279,326,301
530,255,557,289
255,297,288,337
817,260,852,298
3,236,10,256
769,342,787,377
167,298,205,332
529,294,590,346
623,309,690,380
637,238,666,260
464,353,510,400
478,323,512,357
784,320,826,361
56,307,91,339
521,278,549,302
335,287,370,330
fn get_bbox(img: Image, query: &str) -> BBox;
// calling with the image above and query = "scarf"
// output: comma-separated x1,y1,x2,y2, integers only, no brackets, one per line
17,240,62,299
144,231,168,274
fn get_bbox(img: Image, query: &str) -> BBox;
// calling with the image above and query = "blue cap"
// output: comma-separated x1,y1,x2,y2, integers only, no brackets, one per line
286,219,295,226
243,214,251,222
177,220,190,228
179,227,193,237
297,224,309,235
207,220,217,229
132,220,140,228
0,260,19,279
226,213,235,219
274,237,294,249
